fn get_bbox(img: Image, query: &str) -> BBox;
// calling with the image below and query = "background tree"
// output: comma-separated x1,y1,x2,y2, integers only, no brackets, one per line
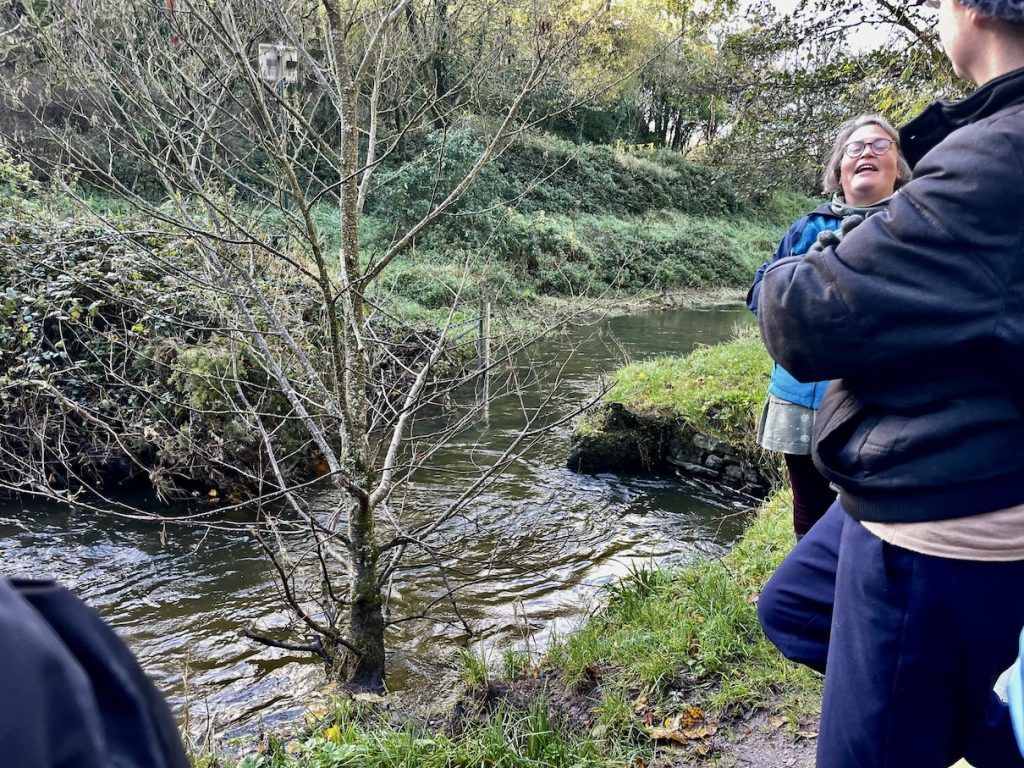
702,0,960,197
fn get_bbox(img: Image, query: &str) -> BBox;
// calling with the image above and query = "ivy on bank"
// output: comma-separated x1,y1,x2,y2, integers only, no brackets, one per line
0,222,324,499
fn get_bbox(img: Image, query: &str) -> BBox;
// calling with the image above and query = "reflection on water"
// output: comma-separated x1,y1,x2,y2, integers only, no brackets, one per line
0,304,755,733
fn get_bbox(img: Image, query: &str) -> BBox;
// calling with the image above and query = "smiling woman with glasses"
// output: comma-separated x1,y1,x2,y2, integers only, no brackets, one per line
746,114,911,541
823,114,912,206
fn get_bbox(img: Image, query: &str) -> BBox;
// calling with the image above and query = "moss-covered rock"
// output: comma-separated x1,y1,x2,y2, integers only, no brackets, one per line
565,403,672,474
567,331,780,497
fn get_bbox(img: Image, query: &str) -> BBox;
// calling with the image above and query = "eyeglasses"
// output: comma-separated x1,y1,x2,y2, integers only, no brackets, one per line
844,138,896,158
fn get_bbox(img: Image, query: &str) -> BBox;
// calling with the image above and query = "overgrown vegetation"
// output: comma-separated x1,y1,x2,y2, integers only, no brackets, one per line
199,698,609,768
1,133,804,501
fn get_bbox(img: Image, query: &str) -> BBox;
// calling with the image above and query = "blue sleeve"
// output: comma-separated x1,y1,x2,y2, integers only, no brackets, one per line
747,216,809,316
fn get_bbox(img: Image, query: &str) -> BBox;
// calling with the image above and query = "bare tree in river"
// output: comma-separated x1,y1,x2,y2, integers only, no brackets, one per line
0,0,626,689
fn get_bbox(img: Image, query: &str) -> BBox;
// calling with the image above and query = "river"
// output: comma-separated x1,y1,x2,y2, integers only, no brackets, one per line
0,303,755,735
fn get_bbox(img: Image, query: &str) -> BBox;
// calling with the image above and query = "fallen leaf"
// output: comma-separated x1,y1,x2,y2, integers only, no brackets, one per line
632,693,649,713
681,706,704,728
649,727,688,745
768,714,787,730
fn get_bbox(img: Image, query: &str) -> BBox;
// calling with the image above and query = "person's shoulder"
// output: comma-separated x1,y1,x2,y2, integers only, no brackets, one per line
941,108,1024,156
912,115,1024,198
788,203,837,232
978,102,1024,155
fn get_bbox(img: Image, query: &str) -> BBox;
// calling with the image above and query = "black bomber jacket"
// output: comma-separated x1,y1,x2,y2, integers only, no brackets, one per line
759,67,1024,523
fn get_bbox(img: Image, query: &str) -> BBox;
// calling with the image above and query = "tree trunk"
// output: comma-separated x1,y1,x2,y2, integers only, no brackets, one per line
431,0,450,128
346,498,385,690
327,0,386,692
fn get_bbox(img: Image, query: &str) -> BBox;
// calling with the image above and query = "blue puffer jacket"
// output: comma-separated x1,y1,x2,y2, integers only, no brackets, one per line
747,203,842,409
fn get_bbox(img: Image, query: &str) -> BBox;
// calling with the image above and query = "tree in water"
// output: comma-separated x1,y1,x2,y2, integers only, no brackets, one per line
1,0,640,690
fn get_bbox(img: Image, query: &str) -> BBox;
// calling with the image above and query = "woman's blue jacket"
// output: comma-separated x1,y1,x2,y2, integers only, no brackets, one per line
747,203,842,409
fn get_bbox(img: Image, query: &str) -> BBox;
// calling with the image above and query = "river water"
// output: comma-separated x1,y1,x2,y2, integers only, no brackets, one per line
0,304,755,734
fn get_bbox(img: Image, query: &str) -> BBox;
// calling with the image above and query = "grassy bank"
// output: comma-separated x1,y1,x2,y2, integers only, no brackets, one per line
39,128,816,324
600,328,770,455
569,328,779,491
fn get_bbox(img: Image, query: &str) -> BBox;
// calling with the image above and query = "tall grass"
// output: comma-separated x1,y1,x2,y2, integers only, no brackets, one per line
203,698,609,768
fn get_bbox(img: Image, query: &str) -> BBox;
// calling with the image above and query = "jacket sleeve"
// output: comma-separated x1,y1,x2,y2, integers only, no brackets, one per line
747,216,808,316
758,124,1024,384
0,579,107,767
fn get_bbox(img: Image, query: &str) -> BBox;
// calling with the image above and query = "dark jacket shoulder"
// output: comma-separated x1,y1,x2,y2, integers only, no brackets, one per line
757,93,1024,523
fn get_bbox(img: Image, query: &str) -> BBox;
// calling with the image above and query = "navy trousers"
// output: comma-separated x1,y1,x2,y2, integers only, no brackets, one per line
758,502,1024,768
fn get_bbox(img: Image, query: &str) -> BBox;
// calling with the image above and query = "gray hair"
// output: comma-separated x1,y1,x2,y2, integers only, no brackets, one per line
821,114,913,196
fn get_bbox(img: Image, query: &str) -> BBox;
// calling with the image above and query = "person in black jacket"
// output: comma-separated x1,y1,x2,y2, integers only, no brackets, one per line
0,578,190,767
755,2,1024,766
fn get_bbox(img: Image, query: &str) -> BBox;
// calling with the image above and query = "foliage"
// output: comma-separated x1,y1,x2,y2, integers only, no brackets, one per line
366,127,514,232
213,699,606,768
361,130,798,309
500,134,742,218
361,125,746,263
0,139,40,215
0,219,324,498
702,2,962,198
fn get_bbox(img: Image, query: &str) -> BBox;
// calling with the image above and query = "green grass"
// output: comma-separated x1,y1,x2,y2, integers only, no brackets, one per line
200,697,611,768
599,328,771,459
548,490,820,720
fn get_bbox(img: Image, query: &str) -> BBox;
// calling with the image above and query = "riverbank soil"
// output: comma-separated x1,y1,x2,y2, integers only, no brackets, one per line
708,714,815,768
453,671,817,767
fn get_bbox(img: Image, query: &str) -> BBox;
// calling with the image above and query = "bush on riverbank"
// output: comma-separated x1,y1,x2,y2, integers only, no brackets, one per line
0,218,469,499
0,221,318,497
